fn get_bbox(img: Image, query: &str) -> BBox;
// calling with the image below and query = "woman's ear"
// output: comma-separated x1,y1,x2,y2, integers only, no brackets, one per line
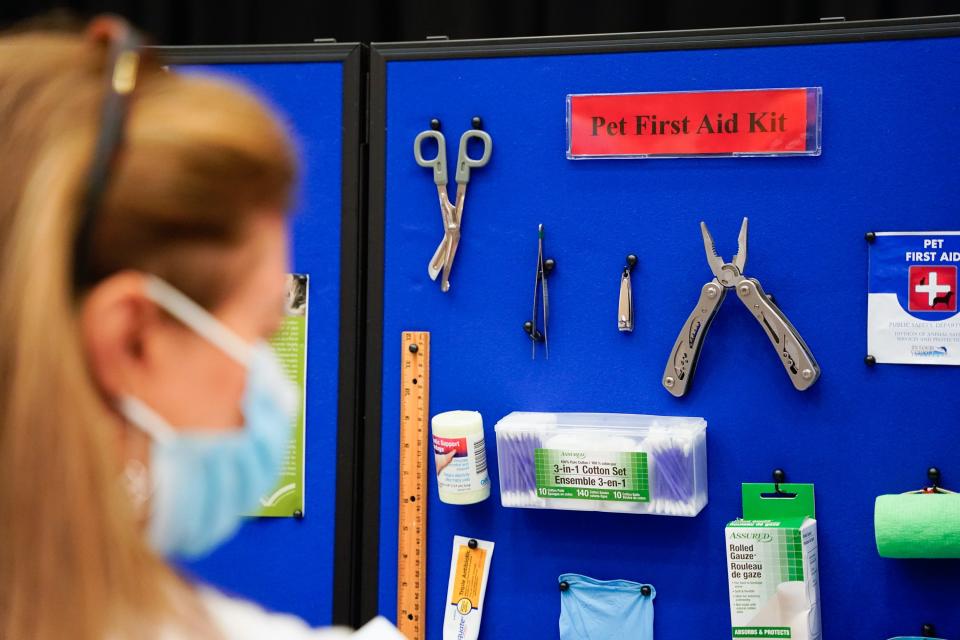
79,271,160,399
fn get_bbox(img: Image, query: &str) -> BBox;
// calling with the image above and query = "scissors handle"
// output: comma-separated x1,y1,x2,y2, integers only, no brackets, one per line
414,130,448,185
455,129,492,184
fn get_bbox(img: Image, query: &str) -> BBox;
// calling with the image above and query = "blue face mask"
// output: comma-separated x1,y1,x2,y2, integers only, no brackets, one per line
558,573,656,640
118,275,297,558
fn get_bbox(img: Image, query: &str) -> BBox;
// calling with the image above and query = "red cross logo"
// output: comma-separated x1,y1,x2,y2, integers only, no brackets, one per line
909,266,957,312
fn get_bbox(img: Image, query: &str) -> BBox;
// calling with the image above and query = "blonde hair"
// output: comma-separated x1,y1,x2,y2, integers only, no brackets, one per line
0,27,296,639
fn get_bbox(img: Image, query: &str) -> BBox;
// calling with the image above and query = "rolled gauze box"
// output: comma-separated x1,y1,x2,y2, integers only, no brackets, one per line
874,493,960,558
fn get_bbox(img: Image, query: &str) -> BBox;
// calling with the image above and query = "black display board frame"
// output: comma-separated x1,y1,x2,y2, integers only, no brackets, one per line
361,14,960,629
156,42,367,626
154,16,960,631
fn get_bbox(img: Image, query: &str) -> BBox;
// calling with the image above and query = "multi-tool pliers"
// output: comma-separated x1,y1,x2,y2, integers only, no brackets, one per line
662,217,820,397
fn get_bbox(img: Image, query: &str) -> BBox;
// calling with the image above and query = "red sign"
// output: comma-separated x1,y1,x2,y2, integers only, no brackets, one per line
908,265,957,312
567,88,820,159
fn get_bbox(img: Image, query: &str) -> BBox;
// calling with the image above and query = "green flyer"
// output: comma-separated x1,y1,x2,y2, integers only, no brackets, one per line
251,273,308,517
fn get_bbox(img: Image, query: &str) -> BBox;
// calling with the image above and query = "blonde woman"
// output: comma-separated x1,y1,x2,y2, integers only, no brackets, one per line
0,17,400,640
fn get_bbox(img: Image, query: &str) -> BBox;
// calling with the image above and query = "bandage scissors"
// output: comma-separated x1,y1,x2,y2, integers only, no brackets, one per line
662,217,820,397
414,119,493,292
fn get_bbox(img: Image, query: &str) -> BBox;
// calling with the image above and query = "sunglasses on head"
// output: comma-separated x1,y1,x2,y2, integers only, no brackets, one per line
73,16,145,289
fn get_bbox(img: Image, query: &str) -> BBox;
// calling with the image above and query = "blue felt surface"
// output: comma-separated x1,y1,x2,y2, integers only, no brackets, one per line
177,61,344,626
377,38,960,638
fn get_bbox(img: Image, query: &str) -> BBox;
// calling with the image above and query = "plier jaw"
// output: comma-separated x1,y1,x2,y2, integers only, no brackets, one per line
701,217,748,287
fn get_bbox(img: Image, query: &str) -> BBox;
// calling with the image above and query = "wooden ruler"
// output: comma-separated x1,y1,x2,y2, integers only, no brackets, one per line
397,331,430,640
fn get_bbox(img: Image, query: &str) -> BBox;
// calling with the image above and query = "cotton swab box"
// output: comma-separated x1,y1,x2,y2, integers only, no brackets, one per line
494,412,708,517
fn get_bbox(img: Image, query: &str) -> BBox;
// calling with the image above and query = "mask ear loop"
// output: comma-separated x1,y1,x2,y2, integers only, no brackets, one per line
117,395,176,444
143,275,253,367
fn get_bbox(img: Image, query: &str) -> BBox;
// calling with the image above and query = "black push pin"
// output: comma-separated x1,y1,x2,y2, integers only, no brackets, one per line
471,116,483,130
864,354,876,366
925,467,942,493
773,469,787,495
430,118,441,131
865,231,876,244
921,623,936,637
640,585,652,596
559,581,569,592
293,509,304,520
543,258,556,276
468,538,478,549
409,343,419,354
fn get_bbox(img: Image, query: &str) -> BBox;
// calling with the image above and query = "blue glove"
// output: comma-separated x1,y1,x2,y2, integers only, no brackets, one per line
558,573,655,640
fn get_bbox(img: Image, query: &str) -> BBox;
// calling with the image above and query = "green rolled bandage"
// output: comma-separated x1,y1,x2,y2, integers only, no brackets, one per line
874,493,960,558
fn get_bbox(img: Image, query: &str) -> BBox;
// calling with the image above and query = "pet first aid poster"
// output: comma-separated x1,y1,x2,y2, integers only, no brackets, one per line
868,232,960,365
249,273,309,517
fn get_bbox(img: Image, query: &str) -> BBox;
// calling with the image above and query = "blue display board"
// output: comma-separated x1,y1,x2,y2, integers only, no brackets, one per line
174,57,348,626
373,33,960,638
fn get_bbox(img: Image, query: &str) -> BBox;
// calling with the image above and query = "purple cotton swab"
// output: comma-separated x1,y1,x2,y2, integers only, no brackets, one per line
497,431,542,505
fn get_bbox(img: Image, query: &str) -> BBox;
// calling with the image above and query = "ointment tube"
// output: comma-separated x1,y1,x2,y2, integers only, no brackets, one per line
443,535,494,640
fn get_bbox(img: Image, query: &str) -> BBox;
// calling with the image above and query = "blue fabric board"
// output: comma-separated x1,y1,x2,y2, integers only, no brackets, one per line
176,61,344,626
377,38,960,637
